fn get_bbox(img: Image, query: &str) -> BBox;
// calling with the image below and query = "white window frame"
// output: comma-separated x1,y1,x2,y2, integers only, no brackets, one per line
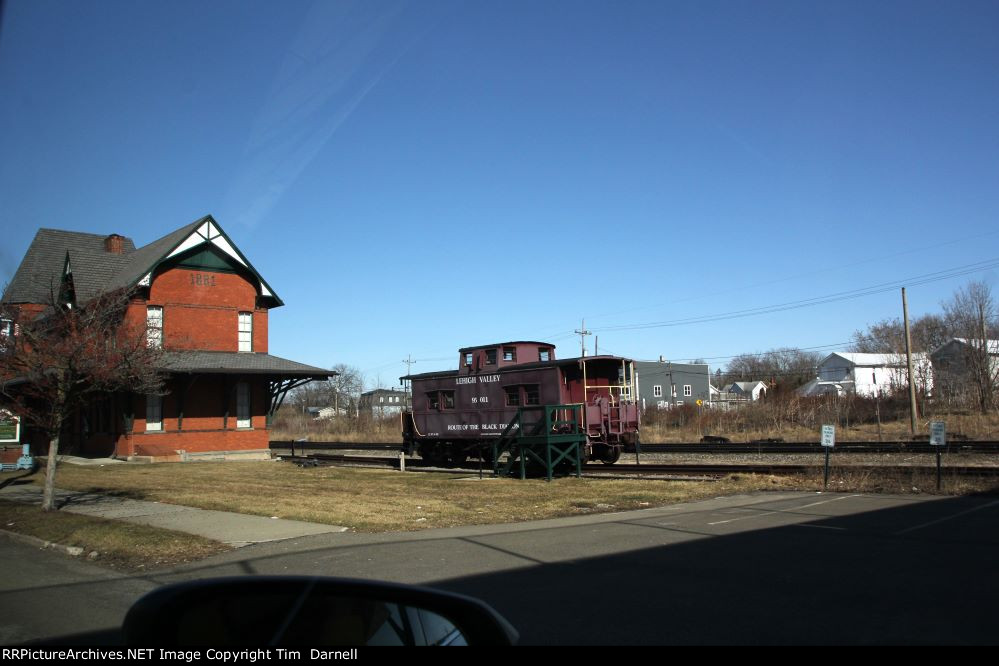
653,385,662,397
684,385,692,397
146,394,162,432
236,382,251,428
238,312,253,352
146,306,163,349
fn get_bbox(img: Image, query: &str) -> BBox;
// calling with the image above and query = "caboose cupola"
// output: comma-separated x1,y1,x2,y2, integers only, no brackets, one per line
457,341,556,375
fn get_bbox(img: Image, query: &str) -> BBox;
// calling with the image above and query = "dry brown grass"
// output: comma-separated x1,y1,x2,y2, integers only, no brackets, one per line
44,459,999,534
642,405,999,443
46,461,806,532
270,409,402,443
0,500,231,571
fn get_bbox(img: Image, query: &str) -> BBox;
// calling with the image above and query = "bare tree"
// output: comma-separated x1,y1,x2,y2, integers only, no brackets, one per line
289,364,364,417
0,288,163,510
327,363,364,415
941,280,998,412
724,347,821,392
850,314,951,354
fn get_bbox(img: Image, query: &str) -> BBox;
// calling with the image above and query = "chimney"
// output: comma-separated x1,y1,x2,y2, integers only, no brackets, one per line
104,234,125,254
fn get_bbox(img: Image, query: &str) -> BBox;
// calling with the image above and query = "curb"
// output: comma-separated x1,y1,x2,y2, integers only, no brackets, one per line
0,527,86,557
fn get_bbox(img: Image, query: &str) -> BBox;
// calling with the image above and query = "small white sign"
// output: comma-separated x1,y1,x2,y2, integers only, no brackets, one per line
930,421,946,447
821,424,835,448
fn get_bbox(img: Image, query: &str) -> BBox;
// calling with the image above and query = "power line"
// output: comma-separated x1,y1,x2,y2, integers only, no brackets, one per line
591,257,999,333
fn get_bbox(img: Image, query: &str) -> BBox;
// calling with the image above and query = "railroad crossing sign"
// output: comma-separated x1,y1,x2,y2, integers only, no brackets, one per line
930,421,946,447
821,425,835,448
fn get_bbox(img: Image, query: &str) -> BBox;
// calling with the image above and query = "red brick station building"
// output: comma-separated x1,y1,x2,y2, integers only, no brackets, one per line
1,215,328,461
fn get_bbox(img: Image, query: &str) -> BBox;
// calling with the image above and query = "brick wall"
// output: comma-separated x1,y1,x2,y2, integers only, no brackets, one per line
128,267,269,352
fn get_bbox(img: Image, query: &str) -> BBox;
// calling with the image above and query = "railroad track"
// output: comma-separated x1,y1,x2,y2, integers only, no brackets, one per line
280,453,999,479
271,440,999,454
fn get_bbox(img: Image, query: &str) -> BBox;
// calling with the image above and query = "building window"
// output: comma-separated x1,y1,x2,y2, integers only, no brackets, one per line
238,312,253,352
539,348,551,362
146,394,162,432
503,347,516,362
505,386,521,406
524,385,540,406
485,349,497,365
236,382,251,428
146,306,163,349
653,385,662,397
684,385,692,397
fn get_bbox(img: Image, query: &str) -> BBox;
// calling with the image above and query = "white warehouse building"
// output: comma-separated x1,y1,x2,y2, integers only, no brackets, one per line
798,352,933,398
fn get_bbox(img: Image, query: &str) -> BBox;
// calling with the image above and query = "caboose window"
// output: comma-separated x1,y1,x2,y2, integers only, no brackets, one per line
538,348,550,362
524,385,540,405
503,347,516,362
427,392,439,410
442,391,455,409
486,349,497,365
504,386,520,406
464,353,473,366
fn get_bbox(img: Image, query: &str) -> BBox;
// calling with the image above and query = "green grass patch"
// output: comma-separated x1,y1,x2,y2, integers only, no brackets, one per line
0,499,231,571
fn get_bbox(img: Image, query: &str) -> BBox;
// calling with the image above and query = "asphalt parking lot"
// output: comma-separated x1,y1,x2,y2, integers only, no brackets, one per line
3,491,998,644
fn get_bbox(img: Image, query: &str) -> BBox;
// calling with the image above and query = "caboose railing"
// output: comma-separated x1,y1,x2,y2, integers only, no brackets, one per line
491,404,585,481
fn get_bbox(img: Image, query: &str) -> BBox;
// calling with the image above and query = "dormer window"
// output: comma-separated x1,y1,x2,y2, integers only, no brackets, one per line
485,349,497,365
539,348,551,362
464,353,473,366
503,347,516,362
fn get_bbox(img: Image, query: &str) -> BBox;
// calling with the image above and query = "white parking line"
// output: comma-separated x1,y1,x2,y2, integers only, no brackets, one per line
706,494,862,526
895,498,999,535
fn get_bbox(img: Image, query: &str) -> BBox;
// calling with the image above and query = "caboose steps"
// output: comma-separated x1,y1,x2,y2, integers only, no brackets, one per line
491,405,586,481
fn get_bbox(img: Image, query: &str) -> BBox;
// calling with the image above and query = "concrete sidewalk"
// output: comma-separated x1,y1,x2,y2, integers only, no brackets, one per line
0,482,347,547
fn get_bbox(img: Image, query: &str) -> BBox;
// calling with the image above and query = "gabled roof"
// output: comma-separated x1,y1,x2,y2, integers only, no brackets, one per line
930,338,999,356
821,352,928,367
726,381,767,392
2,215,283,307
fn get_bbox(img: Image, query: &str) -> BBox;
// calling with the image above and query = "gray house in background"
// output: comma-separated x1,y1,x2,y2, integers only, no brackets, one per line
635,361,711,409
360,388,411,416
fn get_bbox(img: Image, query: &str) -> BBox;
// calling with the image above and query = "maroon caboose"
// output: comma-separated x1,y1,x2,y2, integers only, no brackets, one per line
401,341,640,465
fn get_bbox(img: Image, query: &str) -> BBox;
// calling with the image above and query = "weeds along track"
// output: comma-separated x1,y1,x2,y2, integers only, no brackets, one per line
272,440,999,455
279,453,999,480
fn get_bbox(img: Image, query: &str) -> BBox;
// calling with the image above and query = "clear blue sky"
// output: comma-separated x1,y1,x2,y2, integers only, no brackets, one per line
2,0,998,388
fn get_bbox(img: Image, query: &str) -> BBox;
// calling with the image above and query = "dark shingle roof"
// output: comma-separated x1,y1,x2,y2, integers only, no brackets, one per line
103,218,206,293
3,229,136,303
2,215,282,307
160,351,330,377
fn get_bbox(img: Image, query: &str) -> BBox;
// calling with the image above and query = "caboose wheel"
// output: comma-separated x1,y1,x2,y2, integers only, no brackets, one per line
597,446,621,464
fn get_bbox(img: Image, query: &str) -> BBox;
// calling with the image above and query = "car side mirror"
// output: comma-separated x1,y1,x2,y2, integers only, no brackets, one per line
122,576,518,646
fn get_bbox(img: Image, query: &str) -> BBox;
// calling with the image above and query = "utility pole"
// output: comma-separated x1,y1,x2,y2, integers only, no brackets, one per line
902,287,919,435
575,319,591,357
401,355,415,396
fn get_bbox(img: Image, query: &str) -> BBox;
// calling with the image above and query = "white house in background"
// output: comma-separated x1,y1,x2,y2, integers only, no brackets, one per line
797,352,932,398
723,381,768,401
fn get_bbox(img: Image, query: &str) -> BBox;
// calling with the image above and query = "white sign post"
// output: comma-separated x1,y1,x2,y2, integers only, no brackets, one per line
930,421,946,490
821,425,835,489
